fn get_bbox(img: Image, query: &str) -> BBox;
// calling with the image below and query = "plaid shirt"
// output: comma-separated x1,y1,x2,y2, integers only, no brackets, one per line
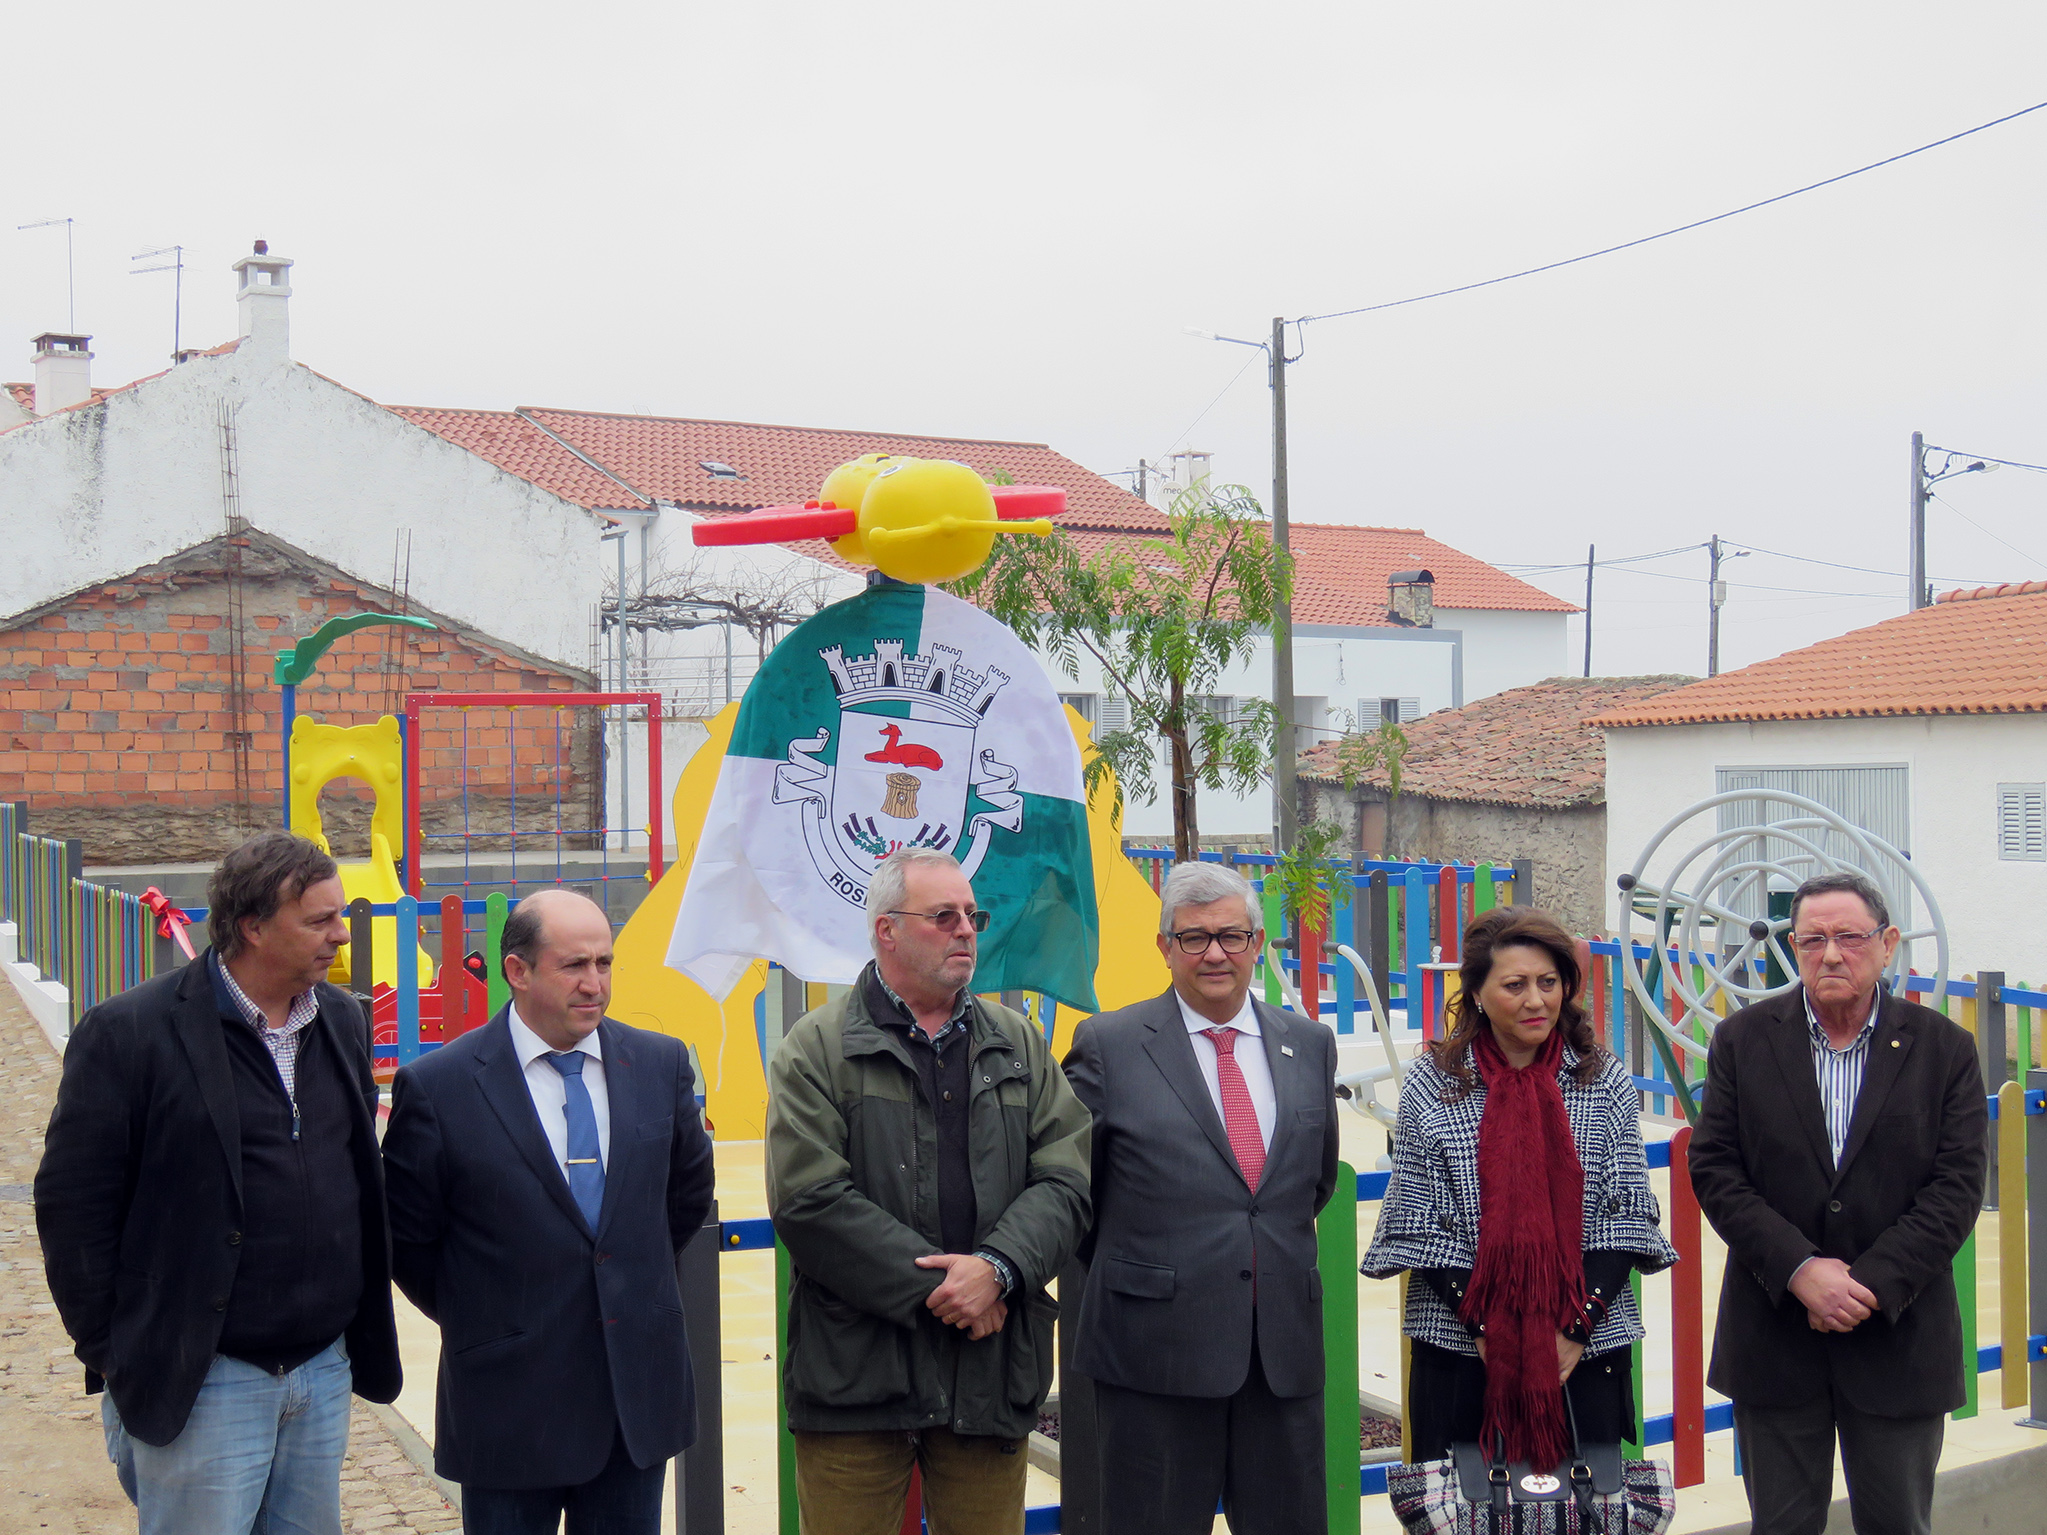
1361,1043,1678,1356
213,953,321,1106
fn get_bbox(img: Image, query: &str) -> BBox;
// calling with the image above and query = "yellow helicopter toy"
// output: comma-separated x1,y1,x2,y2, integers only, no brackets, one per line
691,454,1064,584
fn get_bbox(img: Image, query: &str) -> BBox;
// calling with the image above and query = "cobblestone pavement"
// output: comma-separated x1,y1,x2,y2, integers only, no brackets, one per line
0,983,461,1533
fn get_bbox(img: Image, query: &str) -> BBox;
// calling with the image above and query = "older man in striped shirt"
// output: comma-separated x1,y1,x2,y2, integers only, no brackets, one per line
1691,871,1986,1535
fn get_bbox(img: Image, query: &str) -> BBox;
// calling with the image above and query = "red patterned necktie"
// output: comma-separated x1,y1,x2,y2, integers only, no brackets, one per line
1202,1027,1266,1192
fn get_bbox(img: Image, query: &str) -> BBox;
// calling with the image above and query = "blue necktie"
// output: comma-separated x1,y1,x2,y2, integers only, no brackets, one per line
544,1051,606,1230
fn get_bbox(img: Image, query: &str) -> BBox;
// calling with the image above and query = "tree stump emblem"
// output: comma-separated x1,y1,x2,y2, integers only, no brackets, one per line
879,772,921,820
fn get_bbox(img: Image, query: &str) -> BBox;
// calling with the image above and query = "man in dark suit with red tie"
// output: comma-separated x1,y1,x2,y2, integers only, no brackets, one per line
1063,861,1341,1535
382,888,716,1534
1690,871,1985,1535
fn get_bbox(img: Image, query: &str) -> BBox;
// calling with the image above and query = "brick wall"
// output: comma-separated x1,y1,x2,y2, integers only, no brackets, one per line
0,533,599,863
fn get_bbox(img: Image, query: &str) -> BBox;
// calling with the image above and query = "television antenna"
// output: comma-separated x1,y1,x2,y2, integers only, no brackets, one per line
17,217,76,330
131,245,187,358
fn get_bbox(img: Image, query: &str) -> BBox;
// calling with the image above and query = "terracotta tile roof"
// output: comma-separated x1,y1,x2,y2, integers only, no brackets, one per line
1300,675,1695,808
3,383,32,416
382,406,649,511
1049,520,1575,627
1592,583,2047,727
517,409,1162,525
377,406,1570,625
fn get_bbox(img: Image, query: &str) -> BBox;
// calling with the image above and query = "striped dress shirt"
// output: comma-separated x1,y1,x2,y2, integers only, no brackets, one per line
1802,986,1880,1165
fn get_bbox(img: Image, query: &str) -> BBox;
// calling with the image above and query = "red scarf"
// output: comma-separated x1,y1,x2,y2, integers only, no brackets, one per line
1457,1025,1585,1470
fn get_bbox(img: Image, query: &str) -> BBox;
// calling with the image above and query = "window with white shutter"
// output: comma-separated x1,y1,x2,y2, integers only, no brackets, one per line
1354,698,1383,730
1398,697,1421,723
1058,692,1097,724
1095,690,1131,733
1998,783,2046,860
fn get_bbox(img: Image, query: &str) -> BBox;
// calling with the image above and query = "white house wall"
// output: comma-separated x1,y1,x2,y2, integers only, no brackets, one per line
0,342,603,669
1604,714,2047,983
1443,608,1572,701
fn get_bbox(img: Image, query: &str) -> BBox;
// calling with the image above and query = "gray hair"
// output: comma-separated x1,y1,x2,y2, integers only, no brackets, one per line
1159,861,1262,936
1789,870,1891,931
867,848,967,957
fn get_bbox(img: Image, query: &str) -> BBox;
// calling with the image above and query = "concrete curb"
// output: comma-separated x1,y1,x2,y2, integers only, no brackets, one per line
365,1401,462,1514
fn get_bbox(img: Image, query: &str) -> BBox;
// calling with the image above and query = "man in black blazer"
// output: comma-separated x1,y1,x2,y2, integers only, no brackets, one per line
382,887,715,1535
1064,861,1341,1535
1690,871,1986,1535
36,832,401,1535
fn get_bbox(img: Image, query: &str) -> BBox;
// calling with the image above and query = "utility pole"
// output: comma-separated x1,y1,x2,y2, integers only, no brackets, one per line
1269,315,1296,857
1582,545,1595,677
1707,535,1724,676
1908,430,1928,610
1136,459,1148,504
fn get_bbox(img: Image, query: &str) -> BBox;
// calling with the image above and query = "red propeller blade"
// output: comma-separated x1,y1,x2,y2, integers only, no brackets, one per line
993,486,1067,520
691,504,859,547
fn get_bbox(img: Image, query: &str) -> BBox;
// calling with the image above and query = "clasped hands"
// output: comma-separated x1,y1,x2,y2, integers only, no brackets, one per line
1790,1256,1879,1333
915,1252,1007,1340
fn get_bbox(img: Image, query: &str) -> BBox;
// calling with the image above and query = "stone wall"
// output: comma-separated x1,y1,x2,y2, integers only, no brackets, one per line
0,530,597,864
1302,782,1611,937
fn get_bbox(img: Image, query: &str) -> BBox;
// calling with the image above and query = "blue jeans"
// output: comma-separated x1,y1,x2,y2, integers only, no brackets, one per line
101,1338,352,1535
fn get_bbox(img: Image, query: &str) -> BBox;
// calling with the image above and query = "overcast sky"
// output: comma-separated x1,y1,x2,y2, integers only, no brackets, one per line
6,1,2043,678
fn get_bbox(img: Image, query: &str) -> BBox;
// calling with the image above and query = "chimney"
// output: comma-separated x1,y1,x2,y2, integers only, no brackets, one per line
231,241,294,355
31,332,94,415
1387,568,1435,627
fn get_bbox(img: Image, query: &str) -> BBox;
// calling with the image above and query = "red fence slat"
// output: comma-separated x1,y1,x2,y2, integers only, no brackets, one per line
1668,1125,1706,1487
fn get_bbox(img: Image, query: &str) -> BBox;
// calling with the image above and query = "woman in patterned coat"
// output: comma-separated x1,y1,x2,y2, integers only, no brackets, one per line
1361,906,1677,1466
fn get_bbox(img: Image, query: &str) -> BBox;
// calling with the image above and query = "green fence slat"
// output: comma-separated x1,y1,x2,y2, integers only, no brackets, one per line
777,1239,798,1535
1954,1230,1978,1420
486,891,510,1017
1318,1160,1361,1535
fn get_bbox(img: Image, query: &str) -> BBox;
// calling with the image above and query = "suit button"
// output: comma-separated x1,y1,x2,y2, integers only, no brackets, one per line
212,1297,227,1312
1606,1198,1622,1214
1438,1216,1455,1231
1240,1270,1253,1281
227,1231,242,1245
596,1252,609,1265
1828,1200,1842,1213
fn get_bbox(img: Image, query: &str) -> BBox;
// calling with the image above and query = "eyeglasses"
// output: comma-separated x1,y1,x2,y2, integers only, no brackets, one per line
885,907,990,934
1169,928,1258,955
1790,926,1886,957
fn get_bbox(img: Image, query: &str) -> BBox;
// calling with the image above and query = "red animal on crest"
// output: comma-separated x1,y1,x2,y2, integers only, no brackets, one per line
864,723,944,772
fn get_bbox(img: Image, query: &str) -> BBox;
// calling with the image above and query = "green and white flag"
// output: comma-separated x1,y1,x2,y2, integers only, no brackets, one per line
667,581,1099,1010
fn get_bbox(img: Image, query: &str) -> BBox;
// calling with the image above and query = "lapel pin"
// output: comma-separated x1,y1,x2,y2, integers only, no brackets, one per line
1280,1044,1295,1057
1891,1040,1901,1048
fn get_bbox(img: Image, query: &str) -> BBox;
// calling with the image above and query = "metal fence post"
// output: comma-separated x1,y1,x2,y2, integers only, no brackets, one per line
1057,1256,1102,1533
1982,972,2006,1209
1509,857,1533,909
675,1200,723,1535
62,837,83,1029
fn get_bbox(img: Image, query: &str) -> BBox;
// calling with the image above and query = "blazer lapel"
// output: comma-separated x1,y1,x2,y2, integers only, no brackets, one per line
590,1018,635,1241
170,957,243,1211
1830,994,1914,1187
1253,1001,1302,1174
472,1011,593,1237
1142,989,1248,1188
1761,990,1837,1175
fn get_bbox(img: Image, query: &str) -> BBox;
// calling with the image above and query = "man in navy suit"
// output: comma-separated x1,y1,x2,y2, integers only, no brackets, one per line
382,888,716,1534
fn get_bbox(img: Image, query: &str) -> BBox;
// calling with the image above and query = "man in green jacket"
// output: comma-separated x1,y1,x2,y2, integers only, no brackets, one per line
767,847,1091,1535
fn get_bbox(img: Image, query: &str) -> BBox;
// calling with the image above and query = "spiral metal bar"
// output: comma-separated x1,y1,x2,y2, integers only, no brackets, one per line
1617,789,1950,1081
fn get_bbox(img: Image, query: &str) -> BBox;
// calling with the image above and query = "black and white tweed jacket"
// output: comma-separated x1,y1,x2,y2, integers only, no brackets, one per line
1360,1043,1678,1356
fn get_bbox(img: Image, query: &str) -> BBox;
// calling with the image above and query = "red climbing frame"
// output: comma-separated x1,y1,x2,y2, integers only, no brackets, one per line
402,691,665,897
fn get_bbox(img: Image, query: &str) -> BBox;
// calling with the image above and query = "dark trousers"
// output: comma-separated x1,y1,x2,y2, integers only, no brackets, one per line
1094,1334,1326,1535
1406,1340,1634,1465
1734,1392,1943,1535
460,1427,666,1535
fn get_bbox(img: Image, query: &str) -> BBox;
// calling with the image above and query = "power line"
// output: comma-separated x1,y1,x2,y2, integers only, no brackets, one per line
1926,447,2047,475
1927,490,2047,571
1298,101,2047,326
1154,350,1261,464
1723,541,1996,586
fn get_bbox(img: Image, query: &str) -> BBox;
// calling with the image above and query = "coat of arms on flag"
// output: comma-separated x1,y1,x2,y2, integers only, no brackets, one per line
666,580,1099,1010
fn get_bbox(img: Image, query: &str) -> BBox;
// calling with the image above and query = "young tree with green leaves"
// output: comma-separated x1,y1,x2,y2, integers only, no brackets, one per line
948,485,1292,864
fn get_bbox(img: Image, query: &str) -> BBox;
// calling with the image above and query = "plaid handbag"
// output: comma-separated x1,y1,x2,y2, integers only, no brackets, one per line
1385,1415,1675,1535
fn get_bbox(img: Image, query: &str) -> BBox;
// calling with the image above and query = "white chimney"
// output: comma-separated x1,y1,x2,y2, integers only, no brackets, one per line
231,241,293,355
31,332,94,415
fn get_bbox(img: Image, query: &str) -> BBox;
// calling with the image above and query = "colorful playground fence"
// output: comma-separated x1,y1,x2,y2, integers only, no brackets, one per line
0,802,165,1027
9,807,2045,1533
